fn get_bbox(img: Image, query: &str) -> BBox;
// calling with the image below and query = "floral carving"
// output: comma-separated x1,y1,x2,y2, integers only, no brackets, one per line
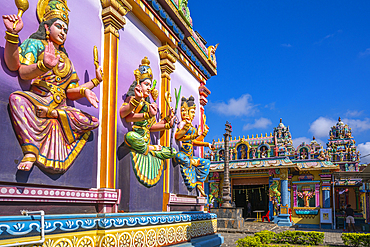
77,236,94,247
157,228,166,245
101,235,116,247
145,229,156,247
133,231,145,247
167,227,175,243
118,232,131,247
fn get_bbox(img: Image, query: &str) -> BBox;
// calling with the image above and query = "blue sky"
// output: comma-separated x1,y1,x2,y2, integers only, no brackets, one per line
189,1,370,163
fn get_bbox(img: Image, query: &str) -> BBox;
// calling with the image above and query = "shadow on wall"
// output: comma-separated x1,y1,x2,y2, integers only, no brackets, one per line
0,46,32,91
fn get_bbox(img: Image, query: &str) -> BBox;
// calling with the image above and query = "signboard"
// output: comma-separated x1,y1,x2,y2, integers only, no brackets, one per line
320,208,333,224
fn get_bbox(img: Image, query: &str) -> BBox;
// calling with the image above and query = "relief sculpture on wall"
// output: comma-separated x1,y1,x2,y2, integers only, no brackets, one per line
119,57,177,187
174,96,214,197
3,0,102,173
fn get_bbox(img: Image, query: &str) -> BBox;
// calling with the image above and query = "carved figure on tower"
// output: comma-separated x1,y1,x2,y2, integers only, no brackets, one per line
120,57,177,187
3,0,102,173
207,43,219,67
174,96,214,197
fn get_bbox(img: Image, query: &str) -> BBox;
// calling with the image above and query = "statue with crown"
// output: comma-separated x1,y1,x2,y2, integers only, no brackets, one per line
119,57,177,187
174,96,214,197
2,0,102,173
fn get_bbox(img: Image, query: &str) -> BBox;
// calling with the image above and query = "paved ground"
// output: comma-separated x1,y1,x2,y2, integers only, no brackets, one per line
219,221,346,247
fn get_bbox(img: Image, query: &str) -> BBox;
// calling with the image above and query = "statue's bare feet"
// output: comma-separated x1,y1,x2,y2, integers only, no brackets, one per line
36,105,57,118
17,154,36,171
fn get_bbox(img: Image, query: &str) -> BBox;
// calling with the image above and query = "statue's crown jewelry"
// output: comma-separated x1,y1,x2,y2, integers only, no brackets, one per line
134,57,153,83
37,0,70,25
181,96,196,110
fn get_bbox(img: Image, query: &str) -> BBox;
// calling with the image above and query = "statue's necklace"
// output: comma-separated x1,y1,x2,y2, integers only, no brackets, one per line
53,49,70,79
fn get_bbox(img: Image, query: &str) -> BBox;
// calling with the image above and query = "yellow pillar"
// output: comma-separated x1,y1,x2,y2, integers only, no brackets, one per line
158,45,179,211
99,0,132,190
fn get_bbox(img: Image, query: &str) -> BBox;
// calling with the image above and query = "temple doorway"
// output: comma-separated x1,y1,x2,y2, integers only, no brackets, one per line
233,184,269,219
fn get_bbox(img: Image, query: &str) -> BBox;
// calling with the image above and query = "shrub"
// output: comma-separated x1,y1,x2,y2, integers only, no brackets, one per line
235,236,263,247
342,233,370,247
236,230,324,246
274,230,324,245
255,230,276,244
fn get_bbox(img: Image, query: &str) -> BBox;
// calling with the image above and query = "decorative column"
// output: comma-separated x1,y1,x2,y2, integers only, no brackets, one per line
275,168,292,226
288,175,292,207
99,1,131,188
268,177,274,220
315,184,320,207
292,184,298,207
158,45,178,211
280,169,289,208
320,174,332,208
98,0,132,213
355,187,359,210
199,84,211,158
221,122,232,208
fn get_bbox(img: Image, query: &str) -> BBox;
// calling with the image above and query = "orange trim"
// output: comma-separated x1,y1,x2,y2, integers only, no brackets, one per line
128,0,178,48
100,32,118,189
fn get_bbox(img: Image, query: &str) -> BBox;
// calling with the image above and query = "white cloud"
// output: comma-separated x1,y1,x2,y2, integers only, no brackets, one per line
357,142,370,164
264,102,276,110
345,110,363,117
309,116,370,139
281,43,292,48
243,118,272,131
342,118,370,132
359,48,370,57
309,117,336,138
314,30,342,45
209,94,257,116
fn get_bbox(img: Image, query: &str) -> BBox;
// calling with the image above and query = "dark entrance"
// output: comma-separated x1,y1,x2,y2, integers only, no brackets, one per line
233,184,269,219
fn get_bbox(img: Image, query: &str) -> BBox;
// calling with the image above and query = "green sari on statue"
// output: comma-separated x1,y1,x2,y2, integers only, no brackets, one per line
124,100,176,187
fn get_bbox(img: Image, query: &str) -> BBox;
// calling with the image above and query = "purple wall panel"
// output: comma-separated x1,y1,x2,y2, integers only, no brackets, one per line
170,60,201,196
116,13,164,212
0,0,102,188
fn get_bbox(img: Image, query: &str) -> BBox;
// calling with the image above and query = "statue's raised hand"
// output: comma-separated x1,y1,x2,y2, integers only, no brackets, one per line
2,14,23,34
85,89,99,108
169,108,177,128
134,84,143,101
43,40,60,70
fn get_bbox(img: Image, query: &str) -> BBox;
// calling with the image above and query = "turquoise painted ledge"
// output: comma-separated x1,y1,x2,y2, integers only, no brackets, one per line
0,211,217,239
294,209,319,215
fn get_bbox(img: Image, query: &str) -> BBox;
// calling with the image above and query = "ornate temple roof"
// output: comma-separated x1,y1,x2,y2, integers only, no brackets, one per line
210,158,337,172
210,157,294,171
295,160,339,170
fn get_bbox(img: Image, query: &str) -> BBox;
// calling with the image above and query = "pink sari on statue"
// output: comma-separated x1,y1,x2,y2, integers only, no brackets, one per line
9,38,99,174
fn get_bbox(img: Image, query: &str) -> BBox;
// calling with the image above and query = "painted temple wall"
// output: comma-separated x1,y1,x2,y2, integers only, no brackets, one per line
170,61,201,197
115,12,203,211
0,0,102,188
0,0,208,213
116,12,163,212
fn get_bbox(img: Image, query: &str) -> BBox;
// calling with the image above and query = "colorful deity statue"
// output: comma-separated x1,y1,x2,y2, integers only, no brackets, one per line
3,0,102,173
119,57,176,187
269,181,281,203
297,187,315,207
240,147,246,159
207,43,219,67
174,96,214,197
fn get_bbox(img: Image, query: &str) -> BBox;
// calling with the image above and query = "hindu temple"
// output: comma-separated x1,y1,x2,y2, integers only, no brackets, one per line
206,118,369,229
0,0,223,246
